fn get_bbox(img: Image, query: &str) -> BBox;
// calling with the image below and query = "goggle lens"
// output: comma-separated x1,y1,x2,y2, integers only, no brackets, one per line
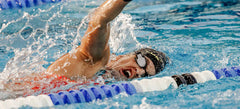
136,53,147,68
135,53,150,77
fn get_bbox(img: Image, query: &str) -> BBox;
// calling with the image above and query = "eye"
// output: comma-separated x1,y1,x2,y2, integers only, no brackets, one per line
123,70,131,78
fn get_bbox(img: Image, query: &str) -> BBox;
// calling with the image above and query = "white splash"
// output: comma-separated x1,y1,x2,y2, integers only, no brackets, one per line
0,0,144,100
110,13,142,53
132,97,168,109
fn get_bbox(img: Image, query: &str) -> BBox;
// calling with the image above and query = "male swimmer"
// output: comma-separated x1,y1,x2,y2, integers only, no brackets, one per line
2,0,169,97
46,0,169,81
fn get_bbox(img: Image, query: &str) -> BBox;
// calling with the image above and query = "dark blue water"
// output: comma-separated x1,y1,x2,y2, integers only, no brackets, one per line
0,0,240,108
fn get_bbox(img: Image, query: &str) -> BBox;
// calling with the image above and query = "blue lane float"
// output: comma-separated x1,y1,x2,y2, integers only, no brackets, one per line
212,66,240,79
0,66,239,108
0,0,62,10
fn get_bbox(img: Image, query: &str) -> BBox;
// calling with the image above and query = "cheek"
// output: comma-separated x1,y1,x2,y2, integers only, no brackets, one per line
145,58,156,75
136,69,145,76
148,68,156,75
108,58,136,70
107,56,124,67
107,59,127,68
146,64,156,76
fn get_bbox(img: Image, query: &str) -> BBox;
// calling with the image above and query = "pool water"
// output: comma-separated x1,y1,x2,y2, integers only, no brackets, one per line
0,0,240,108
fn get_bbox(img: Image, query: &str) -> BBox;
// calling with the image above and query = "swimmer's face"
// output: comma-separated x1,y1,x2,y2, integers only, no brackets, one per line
105,54,156,80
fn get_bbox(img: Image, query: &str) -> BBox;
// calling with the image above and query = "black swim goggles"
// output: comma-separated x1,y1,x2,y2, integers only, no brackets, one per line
135,53,149,77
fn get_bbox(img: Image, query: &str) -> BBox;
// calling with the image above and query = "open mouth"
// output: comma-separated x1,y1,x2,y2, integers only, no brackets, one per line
104,67,134,80
120,69,132,78
101,69,129,81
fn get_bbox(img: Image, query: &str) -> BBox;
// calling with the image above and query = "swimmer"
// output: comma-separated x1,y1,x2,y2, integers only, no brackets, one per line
1,0,169,98
46,0,169,81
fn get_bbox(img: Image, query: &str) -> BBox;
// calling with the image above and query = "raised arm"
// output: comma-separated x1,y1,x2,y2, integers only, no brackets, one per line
47,0,131,79
78,0,131,62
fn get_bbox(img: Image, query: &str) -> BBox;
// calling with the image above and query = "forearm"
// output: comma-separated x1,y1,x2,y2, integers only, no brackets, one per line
79,0,131,62
47,0,131,79
90,0,131,26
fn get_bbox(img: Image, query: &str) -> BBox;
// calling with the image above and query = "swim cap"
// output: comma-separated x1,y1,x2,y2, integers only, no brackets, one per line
134,48,169,73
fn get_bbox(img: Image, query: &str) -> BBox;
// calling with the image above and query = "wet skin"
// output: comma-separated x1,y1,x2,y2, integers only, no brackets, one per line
101,54,156,81
46,0,131,80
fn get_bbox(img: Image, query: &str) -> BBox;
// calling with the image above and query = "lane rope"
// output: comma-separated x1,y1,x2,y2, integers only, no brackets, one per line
0,0,62,10
0,66,239,108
